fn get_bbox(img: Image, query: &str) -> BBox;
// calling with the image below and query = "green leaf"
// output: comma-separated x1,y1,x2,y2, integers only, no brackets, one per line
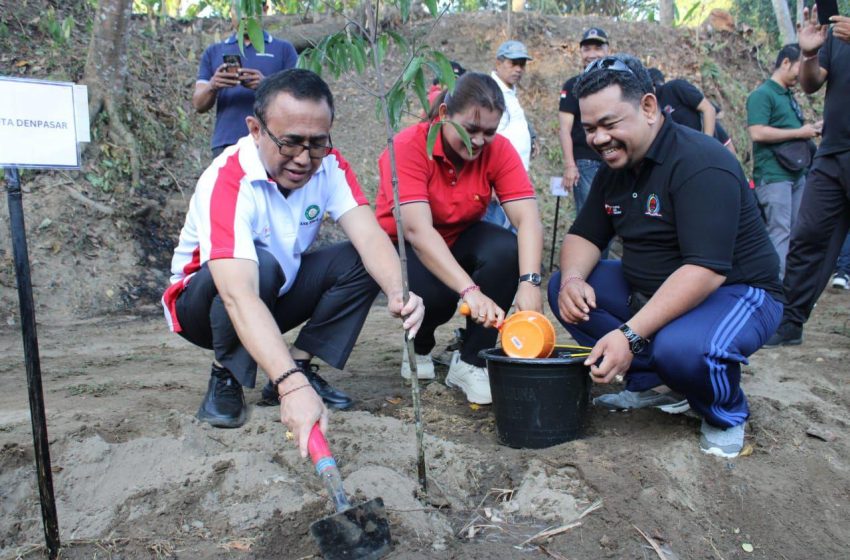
237,20,246,54
246,18,264,54
350,36,367,74
399,0,410,23
402,56,422,85
377,34,389,64
447,120,473,157
386,84,407,130
424,0,438,17
375,97,384,123
431,50,455,91
386,30,409,53
413,66,429,115
426,121,442,158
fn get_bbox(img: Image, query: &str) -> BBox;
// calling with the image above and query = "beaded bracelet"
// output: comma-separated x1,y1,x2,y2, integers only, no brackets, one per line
460,284,480,299
278,383,312,402
272,366,304,392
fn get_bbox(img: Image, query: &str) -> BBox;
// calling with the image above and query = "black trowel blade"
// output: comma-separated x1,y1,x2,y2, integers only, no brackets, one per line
309,497,392,560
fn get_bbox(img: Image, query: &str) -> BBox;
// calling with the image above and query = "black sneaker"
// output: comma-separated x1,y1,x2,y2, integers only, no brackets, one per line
257,360,353,410
197,364,247,428
763,321,803,348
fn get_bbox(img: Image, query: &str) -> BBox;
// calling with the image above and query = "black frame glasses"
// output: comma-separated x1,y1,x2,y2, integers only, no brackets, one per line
255,114,333,159
582,56,635,76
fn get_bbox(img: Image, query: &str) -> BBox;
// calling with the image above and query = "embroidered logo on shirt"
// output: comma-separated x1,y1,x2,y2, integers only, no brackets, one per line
302,204,321,225
645,194,662,217
560,89,568,98
604,203,622,215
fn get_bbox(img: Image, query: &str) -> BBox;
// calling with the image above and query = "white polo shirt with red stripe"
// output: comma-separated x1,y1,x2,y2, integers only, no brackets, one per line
162,135,367,333
375,120,535,247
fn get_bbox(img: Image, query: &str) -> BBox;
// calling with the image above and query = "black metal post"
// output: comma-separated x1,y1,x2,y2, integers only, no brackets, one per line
549,196,561,272
4,167,61,559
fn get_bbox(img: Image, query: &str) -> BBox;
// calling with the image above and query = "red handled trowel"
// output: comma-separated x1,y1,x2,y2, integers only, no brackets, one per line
308,424,392,560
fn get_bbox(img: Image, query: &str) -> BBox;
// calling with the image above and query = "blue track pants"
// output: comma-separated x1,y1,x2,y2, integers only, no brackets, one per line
547,261,782,427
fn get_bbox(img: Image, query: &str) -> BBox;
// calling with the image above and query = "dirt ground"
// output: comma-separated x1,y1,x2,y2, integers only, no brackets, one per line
1,285,848,560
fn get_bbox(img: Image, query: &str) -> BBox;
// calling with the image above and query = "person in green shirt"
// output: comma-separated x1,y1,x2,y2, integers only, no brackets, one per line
747,43,822,279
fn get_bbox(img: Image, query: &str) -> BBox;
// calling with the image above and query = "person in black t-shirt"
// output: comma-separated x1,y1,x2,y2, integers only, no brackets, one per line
547,54,783,459
767,6,850,346
648,68,735,153
558,27,609,215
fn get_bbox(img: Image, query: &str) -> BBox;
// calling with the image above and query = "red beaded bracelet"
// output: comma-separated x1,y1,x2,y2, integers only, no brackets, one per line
460,284,480,298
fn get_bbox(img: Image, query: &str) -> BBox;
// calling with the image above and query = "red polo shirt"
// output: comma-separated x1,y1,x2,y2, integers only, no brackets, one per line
375,120,535,246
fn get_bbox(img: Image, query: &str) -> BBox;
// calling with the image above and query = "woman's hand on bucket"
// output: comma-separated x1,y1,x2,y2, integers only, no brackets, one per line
583,330,632,383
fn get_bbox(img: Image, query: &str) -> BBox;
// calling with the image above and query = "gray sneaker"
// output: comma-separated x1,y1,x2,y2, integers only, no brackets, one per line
593,389,690,414
699,420,745,458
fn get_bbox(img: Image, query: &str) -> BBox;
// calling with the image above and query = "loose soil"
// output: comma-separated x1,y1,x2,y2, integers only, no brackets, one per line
1,287,849,559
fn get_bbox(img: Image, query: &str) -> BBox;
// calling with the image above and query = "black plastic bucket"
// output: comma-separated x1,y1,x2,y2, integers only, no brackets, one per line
479,345,592,449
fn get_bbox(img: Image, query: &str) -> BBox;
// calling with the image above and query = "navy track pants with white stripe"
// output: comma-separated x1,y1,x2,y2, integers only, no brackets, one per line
547,261,783,428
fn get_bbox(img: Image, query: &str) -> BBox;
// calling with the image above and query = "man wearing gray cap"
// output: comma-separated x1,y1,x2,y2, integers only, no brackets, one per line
559,27,610,215
484,39,537,231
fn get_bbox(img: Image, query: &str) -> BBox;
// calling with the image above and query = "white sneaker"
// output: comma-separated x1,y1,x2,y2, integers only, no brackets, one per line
401,345,436,380
831,272,849,290
445,351,492,404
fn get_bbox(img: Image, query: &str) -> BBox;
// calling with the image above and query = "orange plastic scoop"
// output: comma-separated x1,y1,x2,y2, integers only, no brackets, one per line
459,303,556,359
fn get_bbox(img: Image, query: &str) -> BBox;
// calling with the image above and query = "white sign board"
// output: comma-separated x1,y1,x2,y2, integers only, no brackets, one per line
550,176,569,197
0,76,88,169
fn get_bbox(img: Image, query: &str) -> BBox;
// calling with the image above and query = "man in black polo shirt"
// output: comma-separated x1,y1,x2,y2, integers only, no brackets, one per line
558,27,609,215
546,54,783,458
767,6,850,346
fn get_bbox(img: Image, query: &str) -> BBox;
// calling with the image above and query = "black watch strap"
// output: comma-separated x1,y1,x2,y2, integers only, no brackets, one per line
519,272,542,286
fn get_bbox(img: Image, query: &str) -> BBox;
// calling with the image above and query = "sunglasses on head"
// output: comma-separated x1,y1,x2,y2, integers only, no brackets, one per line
583,56,635,76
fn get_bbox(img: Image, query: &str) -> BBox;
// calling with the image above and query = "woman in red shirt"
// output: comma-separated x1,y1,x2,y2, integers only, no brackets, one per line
375,72,544,405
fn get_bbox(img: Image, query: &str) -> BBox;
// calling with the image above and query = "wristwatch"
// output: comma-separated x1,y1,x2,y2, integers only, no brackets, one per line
618,323,648,354
519,272,542,286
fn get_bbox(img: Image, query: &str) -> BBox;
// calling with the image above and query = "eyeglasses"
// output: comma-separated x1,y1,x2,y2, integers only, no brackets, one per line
255,115,332,159
582,56,635,77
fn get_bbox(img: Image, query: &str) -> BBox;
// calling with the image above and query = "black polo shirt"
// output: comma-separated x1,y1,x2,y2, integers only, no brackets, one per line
818,29,850,156
570,118,783,300
559,75,602,162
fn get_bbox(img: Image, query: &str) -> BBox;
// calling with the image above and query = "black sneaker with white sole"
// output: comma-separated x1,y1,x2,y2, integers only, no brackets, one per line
197,364,247,428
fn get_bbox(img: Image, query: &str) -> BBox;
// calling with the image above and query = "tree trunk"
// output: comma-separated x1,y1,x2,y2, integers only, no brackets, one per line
84,0,133,119
83,0,140,192
771,0,796,45
660,0,675,26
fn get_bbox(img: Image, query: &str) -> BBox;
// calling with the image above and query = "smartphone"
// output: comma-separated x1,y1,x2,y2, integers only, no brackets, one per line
222,54,242,72
816,0,839,25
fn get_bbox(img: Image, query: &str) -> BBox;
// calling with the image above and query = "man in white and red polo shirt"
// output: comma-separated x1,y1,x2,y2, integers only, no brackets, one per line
163,69,423,455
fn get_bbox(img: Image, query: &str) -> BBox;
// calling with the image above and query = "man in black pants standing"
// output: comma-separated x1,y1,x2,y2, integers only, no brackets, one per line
767,6,850,346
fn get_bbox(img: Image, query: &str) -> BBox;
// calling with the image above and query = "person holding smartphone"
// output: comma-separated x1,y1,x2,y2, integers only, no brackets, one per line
192,1,297,157
766,2,850,346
